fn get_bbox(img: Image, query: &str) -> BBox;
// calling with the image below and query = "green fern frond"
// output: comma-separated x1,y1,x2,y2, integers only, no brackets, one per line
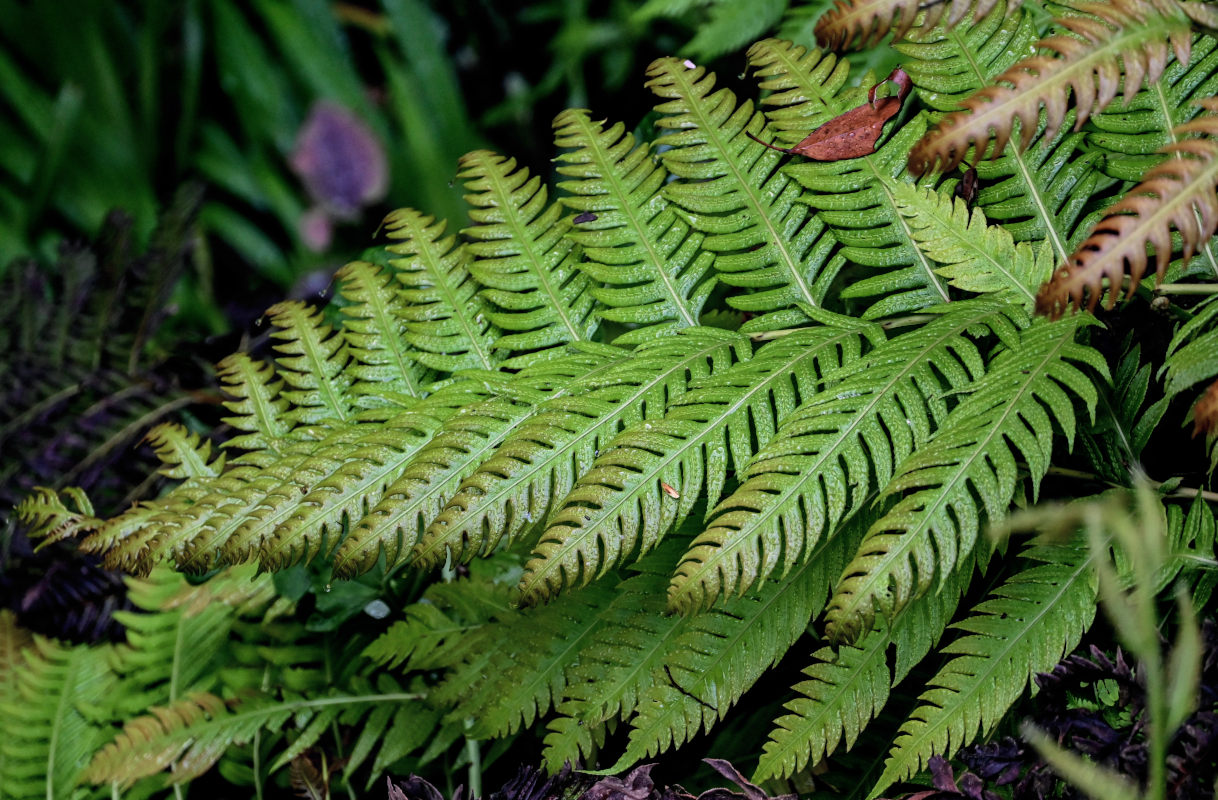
1086,34,1218,181
894,2,1037,113
83,681,425,790
873,533,1098,795
541,539,694,771
0,629,114,800
610,509,873,771
382,208,503,372
788,117,953,319
909,0,1194,175
422,328,749,577
1164,296,1218,402
753,561,970,783
217,352,292,454
265,300,355,431
144,423,226,480
896,4,1107,264
891,182,1055,307
553,108,716,345
14,486,99,545
363,571,516,672
826,315,1107,643
334,347,630,575
334,259,431,406
747,38,854,141
520,321,878,608
107,566,274,717
645,57,843,329
669,300,1023,613
439,582,618,740
459,150,600,357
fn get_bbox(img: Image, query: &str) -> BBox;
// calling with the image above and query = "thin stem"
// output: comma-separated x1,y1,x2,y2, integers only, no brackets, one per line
1155,283,1218,295
1042,465,1218,503
464,724,482,799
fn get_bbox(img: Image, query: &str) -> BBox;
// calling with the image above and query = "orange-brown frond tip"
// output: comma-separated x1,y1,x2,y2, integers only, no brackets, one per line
816,0,1019,51
1193,380,1218,437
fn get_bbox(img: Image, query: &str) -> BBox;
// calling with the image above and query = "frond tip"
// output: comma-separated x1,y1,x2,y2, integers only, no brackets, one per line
1036,100,1218,318
908,0,1192,176
815,0,1020,51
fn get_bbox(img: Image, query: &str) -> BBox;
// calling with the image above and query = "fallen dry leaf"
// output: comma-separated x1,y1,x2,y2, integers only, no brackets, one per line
746,68,912,161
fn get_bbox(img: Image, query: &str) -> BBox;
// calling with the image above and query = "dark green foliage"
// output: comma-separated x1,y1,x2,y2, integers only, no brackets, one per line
9,1,1218,798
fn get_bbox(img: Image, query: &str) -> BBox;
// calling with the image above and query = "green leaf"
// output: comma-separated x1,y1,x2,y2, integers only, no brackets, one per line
554,108,715,344
827,315,1107,642
873,533,1098,796
422,328,749,574
670,300,1022,613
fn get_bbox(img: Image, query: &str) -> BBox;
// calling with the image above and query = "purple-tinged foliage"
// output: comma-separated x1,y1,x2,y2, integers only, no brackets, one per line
290,101,388,223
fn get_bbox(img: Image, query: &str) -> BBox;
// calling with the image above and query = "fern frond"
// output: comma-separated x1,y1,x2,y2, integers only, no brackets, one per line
826,315,1107,643
747,38,854,140
107,566,272,716
266,300,355,431
909,0,1194,175
334,259,431,405
144,423,225,480
0,631,114,799
1163,295,1218,402
895,4,1104,263
814,0,1018,51
894,3,1036,113
892,182,1055,308
519,321,877,607
540,539,693,771
553,109,715,344
789,117,953,319
333,347,630,575
669,300,1023,613
217,352,292,454
1086,35,1218,181
874,533,1098,795
459,150,600,357
1036,101,1218,317
15,486,100,545
363,572,516,672
382,208,503,372
420,328,749,574
83,682,425,789
645,57,843,328
610,509,872,771
439,583,618,740
753,562,970,783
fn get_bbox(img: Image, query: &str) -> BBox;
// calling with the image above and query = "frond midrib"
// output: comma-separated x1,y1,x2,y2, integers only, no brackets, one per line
662,65,818,307
567,113,698,328
832,325,1080,628
870,551,1096,796
675,313,992,600
481,162,586,342
396,217,498,370
348,265,425,396
864,158,950,304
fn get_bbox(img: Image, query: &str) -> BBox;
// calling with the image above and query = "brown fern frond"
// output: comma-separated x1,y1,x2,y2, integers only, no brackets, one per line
815,0,1017,51
1035,100,1218,317
1193,378,1218,437
909,0,1192,175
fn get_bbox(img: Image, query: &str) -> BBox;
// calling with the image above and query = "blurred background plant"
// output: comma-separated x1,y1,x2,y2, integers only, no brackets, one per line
0,0,840,343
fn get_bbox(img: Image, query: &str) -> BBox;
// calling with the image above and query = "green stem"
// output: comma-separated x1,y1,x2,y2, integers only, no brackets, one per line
1155,283,1218,295
464,727,482,799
